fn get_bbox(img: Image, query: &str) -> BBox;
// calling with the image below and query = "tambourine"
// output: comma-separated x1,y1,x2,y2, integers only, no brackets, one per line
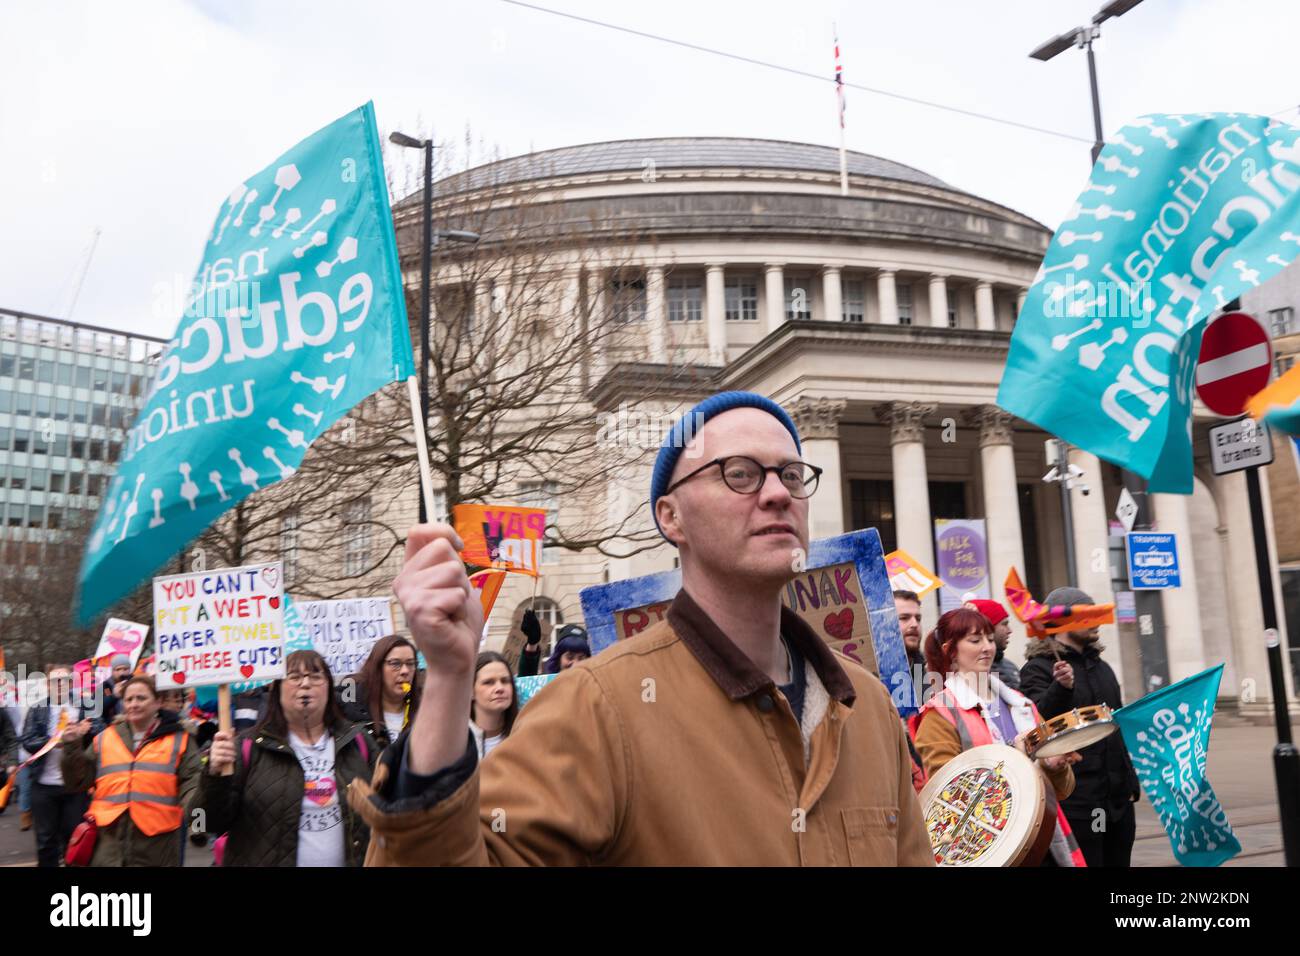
918,744,1056,867
1023,704,1117,759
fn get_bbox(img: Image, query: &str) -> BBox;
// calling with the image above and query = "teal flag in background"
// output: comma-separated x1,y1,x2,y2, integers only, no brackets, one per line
515,673,559,708
76,102,413,625
998,113,1300,492
1114,665,1240,866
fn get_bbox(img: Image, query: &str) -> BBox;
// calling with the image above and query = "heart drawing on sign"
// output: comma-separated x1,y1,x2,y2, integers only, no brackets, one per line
823,609,854,641
172,672,186,685
106,628,142,654
262,566,281,591
268,596,281,610
240,665,255,678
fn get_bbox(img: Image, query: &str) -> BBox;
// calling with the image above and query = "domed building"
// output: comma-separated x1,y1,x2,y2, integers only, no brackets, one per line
384,136,1295,713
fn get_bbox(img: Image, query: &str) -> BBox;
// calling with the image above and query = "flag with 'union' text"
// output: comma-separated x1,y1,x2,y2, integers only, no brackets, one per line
76,102,413,624
999,113,1300,492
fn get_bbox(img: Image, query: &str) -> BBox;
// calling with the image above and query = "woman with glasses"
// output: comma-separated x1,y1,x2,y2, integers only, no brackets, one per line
200,650,377,867
341,636,421,749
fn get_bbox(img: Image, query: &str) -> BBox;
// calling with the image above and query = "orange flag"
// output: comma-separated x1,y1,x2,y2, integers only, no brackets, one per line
1004,568,1115,637
453,504,547,578
470,569,508,623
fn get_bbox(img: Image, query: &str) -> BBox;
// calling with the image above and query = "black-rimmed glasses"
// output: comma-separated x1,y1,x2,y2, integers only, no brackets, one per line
664,456,822,498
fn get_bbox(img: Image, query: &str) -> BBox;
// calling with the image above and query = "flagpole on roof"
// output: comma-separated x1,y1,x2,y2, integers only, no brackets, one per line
835,25,847,197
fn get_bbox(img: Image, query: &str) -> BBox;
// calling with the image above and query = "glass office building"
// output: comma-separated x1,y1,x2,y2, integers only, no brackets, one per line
0,309,166,567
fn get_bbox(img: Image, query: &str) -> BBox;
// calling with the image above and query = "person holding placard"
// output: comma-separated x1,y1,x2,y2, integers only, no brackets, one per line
353,391,934,866
100,655,133,723
341,636,421,750
202,650,377,867
61,676,202,867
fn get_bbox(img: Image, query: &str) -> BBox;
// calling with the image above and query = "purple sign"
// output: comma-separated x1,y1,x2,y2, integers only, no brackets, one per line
934,518,990,613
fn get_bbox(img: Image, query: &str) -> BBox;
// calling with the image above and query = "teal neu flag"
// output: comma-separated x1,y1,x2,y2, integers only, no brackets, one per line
999,113,1300,492
1114,664,1241,866
76,102,413,624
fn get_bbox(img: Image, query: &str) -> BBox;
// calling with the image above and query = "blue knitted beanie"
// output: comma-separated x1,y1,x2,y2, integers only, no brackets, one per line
649,391,802,544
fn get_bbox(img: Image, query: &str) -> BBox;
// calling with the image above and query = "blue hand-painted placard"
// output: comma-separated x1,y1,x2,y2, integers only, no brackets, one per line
578,528,914,714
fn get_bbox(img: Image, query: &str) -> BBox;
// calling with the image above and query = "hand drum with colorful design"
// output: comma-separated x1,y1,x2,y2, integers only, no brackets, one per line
918,744,1054,867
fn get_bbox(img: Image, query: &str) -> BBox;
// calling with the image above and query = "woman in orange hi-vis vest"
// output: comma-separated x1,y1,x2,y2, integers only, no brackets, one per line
908,607,1088,867
62,676,202,866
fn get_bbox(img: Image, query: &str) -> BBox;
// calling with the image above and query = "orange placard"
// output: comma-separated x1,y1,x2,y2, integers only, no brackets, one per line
453,504,547,578
470,569,508,622
884,549,945,598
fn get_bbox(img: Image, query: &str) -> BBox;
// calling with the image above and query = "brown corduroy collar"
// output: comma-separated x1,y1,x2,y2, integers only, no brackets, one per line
666,587,856,706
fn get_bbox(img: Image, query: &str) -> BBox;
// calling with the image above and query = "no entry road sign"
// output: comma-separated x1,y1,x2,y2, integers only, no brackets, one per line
1196,312,1272,417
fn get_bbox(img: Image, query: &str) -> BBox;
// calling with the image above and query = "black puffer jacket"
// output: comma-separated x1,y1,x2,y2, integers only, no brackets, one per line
1020,639,1140,822
197,721,377,867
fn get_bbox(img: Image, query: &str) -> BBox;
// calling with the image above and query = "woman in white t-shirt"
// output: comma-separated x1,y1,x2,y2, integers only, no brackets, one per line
201,651,378,867
469,652,517,760
341,636,420,751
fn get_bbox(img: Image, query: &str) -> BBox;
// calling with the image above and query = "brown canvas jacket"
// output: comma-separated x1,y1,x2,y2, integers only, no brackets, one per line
351,589,934,866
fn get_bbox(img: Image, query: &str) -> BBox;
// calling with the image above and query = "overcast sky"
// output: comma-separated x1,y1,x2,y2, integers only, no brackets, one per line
3,0,1298,339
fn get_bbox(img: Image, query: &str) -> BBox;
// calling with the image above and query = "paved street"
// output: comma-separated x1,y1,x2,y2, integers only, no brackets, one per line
1131,718,1297,867
0,806,214,868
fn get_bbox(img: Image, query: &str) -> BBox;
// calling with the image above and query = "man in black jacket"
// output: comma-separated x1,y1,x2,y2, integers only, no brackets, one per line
1020,587,1140,867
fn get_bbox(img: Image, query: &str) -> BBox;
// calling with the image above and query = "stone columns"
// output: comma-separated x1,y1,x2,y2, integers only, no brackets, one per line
877,270,899,325
764,264,785,333
822,266,843,323
964,405,1027,660
789,397,848,539
474,281,492,336
1151,491,1207,682
1068,449,1126,695
1015,289,1028,321
928,275,949,328
875,401,937,585
1216,470,1298,711
975,281,996,331
705,263,727,365
646,265,667,363
586,268,608,385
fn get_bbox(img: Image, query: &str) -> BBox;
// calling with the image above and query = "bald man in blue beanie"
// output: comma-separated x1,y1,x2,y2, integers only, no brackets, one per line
353,391,933,866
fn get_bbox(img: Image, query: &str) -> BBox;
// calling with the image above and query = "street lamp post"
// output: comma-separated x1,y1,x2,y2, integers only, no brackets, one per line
389,131,480,523
1029,0,1172,691
1032,0,1299,865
